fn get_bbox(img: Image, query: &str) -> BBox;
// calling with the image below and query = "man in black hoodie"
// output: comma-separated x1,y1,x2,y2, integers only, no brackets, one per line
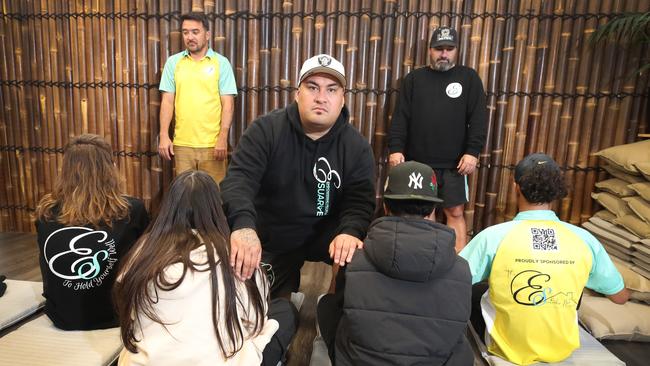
318,161,473,365
220,54,375,298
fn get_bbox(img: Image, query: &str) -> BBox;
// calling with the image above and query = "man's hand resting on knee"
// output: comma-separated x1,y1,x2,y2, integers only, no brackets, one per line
329,233,363,266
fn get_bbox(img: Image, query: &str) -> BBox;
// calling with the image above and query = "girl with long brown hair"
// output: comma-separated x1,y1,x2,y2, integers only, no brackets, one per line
35,134,149,330
114,170,296,366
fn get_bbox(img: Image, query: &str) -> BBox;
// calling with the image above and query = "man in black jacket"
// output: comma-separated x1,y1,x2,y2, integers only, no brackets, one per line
388,26,487,252
317,161,473,365
220,54,375,298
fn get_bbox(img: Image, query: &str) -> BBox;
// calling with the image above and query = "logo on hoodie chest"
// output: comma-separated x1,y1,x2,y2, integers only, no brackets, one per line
313,157,341,216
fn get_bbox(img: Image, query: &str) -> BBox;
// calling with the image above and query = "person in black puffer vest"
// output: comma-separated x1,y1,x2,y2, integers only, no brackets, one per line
318,161,473,366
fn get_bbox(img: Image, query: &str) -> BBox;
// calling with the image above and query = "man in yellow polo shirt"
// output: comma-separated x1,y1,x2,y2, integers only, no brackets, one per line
460,153,629,365
158,12,237,183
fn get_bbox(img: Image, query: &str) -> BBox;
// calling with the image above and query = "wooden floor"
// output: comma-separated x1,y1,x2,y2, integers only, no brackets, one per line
2,232,647,366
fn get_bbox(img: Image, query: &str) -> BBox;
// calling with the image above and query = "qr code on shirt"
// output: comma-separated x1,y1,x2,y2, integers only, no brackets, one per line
530,228,558,251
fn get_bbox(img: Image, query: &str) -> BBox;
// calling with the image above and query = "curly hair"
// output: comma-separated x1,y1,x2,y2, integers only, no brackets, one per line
517,164,568,204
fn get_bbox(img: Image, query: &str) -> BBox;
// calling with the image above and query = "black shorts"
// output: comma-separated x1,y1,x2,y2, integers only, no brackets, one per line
434,168,469,208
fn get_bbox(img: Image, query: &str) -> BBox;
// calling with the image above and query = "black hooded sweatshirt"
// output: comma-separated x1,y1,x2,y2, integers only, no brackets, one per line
335,216,473,366
220,101,375,253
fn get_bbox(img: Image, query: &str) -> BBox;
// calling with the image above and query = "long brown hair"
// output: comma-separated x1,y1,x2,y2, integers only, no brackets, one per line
35,134,129,226
113,170,267,359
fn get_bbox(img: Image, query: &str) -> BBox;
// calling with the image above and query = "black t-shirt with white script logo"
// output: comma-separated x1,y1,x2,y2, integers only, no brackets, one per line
35,197,149,330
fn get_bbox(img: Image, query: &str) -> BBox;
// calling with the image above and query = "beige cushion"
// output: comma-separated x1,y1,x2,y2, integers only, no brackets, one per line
624,196,650,224
596,139,650,174
470,321,625,365
593,210,617,223
591,192,633,217
0,314,121,366
644,238,650,246
629,182,650,201
635,162,650,181
587,216,641,243
595,178,636,197
602,164,645,184
0,280,45,332
578,291,650,342
614,214,650,239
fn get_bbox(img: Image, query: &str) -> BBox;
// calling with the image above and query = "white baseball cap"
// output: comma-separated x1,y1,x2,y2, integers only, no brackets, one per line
298,54,346,87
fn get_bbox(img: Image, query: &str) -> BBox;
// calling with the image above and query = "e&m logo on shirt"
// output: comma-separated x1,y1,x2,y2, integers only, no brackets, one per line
204,65,215,75
446,82,462,98
44,227,118,291
313,157,341,216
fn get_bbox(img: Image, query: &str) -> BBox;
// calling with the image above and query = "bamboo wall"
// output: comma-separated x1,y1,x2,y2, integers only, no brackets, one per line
1,0,649,233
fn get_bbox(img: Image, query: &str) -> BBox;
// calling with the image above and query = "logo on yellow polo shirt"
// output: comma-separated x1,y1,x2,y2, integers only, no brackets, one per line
204,65,215,75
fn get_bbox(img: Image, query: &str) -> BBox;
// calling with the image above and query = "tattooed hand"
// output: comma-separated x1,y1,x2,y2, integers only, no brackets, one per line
230,228,262,280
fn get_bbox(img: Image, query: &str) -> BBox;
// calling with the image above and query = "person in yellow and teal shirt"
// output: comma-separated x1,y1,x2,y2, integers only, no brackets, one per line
460,153,629,365
158,12,237,183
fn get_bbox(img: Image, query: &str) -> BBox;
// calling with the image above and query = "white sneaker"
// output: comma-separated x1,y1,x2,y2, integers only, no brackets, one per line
290,291,305,312
310,335,333,366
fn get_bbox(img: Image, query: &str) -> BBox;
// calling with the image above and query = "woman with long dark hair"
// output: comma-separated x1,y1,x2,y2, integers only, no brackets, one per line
35,134,149,330
114,170,295,365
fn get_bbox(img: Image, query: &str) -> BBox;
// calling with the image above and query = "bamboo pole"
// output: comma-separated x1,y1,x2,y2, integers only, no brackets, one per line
362,0,383,143
504,0,543,221
235,0,248,139
352,0,371,134
130,0,149,198
490,0,517,224
247,0,260,127
414,0,430,69
463,0,487,236
324,0,337,57
612,0,643,146
567,0,603,224
483,0,507,227
290,0,303,95
627,43,650,143
458,0,473,67
258,0,271,115
279,0,291,106
302,0,314,61
334,0,349,64
474,0,497,231
0,0,20,230
560,0,589,222
313,0,325,55
9,1,33,230
345,0,360,124
544,0,576,164
373,0,397,160
533,0,566,154
581,0,617,223
270,0,281,110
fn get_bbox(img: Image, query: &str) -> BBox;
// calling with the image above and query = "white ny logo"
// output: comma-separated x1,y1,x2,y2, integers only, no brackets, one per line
408,172,423,189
